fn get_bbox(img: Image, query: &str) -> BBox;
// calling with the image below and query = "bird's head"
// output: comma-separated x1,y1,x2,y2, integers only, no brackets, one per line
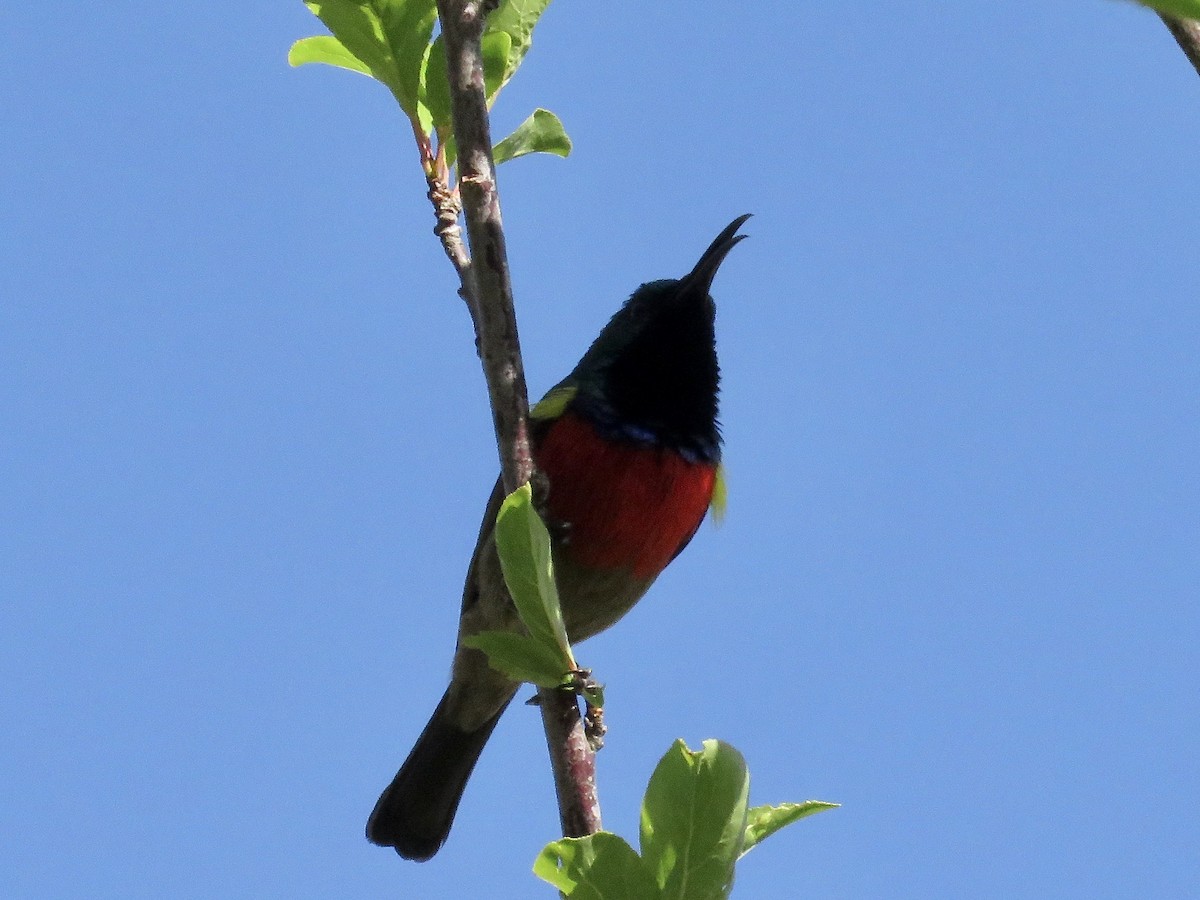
568,215,750,463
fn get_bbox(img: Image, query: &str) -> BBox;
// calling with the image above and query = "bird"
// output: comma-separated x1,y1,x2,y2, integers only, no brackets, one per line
366,214,750,860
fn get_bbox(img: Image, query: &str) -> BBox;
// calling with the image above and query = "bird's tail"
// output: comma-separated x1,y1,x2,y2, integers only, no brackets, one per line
366,688,509,861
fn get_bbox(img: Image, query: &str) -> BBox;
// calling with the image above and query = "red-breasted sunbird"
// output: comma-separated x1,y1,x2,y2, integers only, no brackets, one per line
366,215,750,860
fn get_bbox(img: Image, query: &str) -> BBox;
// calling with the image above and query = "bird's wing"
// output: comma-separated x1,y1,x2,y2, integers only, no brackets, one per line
460,383,575,618
460,476,506,616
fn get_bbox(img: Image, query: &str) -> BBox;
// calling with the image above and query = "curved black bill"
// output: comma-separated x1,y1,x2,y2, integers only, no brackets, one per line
682,213,752,295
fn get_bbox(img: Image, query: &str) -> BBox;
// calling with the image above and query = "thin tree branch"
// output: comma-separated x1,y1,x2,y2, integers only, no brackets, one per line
1160,13,1200,79
537,689,603,838
413,120,476,326
435,0,532,494
434,0,603,845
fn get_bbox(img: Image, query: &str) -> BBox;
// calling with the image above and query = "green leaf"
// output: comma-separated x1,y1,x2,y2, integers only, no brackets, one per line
300,0,397,87
740,801,840,858
535,833,662,900
1132,0,1200,18
461,631,566,687
494,483,575,670
298,0,438,124
493,108,572,165
421,35,452,131
422,28,511,134
484,0,553,100
375,0,439,117
288,35,374,77
414,39,437,135
482,30,514,102
640,740,750,900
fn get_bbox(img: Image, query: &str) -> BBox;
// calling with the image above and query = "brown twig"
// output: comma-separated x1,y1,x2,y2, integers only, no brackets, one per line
436,0,534,493
538,687,603,838
1160,13,1200,79
434,0,603,845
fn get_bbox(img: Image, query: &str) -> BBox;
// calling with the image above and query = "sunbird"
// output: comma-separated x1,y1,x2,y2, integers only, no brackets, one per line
367,215,750,860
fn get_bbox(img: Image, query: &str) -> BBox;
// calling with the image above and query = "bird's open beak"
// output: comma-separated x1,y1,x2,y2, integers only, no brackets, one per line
682,213,752,295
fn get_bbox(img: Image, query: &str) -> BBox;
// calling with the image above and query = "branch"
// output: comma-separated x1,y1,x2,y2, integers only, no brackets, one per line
537,688,603,839
435,0,603,844
412,121,478,331
1161,12,1200,78
435,0,531,494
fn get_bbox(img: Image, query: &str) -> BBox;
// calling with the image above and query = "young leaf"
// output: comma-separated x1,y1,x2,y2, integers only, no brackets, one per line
442,133,459,171
297,0,438,125
494,483,575,670
1132,0,1200,18
534,833,662,900
493,108,572,165
374,0,439,117
484,0,554,100
421,29,511,133
288,35,374,77
299,1,400,91
482,30,514,102
740,801,840,858
461,631,566,688
420,35,452,131
640,740,750,900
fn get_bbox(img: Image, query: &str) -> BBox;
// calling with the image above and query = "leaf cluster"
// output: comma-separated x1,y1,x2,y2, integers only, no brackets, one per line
290,0,570,170
535,740,838,899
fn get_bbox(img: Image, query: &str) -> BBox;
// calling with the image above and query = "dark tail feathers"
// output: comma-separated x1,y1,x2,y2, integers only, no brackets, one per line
366,689,508,861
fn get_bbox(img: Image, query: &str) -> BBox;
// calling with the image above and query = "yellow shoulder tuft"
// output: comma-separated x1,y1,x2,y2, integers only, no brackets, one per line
530,385,578,421
709,463,727,524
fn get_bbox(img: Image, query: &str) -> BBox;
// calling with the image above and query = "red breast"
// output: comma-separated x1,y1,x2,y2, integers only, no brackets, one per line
535,412,717,580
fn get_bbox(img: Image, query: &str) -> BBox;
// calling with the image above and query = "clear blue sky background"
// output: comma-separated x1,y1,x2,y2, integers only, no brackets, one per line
3,3,1198,898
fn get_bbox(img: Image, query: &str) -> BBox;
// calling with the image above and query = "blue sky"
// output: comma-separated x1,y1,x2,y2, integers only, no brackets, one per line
3,3,1198,898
